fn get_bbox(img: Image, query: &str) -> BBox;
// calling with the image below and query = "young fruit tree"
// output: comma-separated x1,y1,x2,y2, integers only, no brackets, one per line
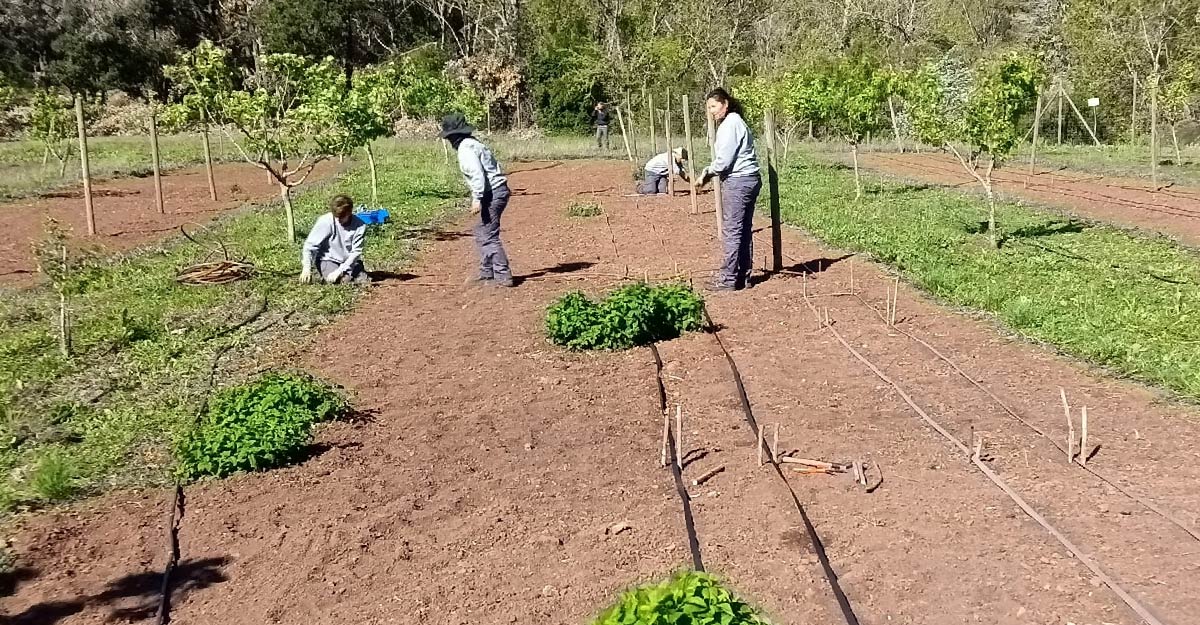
162,40,230,201
168,46,377,242
785,57,892,199
30,90,74,179
905,53,1043,247
1159,61,1198,165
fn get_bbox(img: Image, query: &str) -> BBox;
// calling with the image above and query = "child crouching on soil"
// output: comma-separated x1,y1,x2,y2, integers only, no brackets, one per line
638,148,689,195
299,194,370,285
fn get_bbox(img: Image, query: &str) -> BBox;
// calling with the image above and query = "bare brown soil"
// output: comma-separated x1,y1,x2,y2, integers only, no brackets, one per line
0,161,340,287
3,161,1199,625
859,151,1200,248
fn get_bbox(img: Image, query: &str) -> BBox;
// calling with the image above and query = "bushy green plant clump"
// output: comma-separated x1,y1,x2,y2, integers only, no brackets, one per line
566,201,603,217
546,283,704,350
176,372,348,480
594,572,769,625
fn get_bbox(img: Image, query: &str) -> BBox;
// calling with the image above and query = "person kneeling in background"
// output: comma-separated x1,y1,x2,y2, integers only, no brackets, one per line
299,194,370,285
638,148,689,195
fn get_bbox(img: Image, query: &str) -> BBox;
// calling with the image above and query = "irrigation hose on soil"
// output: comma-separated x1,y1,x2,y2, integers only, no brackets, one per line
698,309,862,625
650,343,705,573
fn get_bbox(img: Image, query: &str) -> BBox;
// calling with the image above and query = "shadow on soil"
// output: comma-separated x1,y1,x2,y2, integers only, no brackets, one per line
751,254,853,286
368,270,421,283
516,261,596,285
4,556,229,625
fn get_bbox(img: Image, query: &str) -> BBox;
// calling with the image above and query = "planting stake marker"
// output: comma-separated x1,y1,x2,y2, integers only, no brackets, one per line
1060,388,1073,463
661,410,670,468
772,424,780,464
1081,406,1089,467
757,421,765,466
676,405,683,470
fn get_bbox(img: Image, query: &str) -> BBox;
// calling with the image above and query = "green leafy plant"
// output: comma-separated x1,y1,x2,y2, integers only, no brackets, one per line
175,371,349,481
546,282,704,350
785,56,895,199
904,52,1043,247
593,571,769,625
29,449,78,502
29,90,75,179
566,201,603,217
162,39,235,201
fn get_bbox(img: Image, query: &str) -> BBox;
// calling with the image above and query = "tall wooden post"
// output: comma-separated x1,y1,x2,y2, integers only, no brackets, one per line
74,95,96,236
665,89,675,196
1028,93,1044,181
149,109,165,214
616,105,633,162
201,126,218,201
1057,85,1065,145
707,111,724,241
764,109,782,272
648,93,657,157
683,95,699,215
626,92,639,159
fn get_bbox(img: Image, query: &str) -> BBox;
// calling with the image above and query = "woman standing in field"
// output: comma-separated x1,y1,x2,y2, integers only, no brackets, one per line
441,112,515,287
699,88,761,292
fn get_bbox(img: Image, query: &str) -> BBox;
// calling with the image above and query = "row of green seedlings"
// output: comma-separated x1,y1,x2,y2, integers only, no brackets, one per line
594,571,769,625
546,282,705,351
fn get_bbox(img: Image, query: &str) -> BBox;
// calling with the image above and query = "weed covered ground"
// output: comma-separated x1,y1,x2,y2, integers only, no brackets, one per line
0,144,462,511
780,156,1200,400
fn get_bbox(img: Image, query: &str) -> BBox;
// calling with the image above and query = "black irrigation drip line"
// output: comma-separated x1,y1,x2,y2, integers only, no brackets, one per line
650,343,705,572
699,309,862,625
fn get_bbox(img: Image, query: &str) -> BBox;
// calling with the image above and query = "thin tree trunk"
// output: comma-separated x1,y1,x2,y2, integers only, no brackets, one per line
1028,94,1044,182
280,182,296,243
648,93,657,156
1171,124,1181,165
58,144,71,178
888,97,903,153
1057,89,1065,145
1151,79,1159,187
202,127,218,201
59,291,70,358
985,157,998,248
365,142,379,205
851,142,862,200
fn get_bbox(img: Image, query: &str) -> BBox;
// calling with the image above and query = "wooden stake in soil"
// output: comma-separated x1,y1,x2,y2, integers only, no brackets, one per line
676,405,683,470
890,277,899,326
616,106,634,162
665,89,675,196
1060,388,1074,463
707,110,724,240
74,95,96,236
648,93,657,156
1080,406,1089,467
757,421,765,466
201,126,218,201
692,465,725,487
1028,93,1044,185
683,95,699,215
661,411,670,468
772,423,780,464
149,109,165,214
764,108,783,272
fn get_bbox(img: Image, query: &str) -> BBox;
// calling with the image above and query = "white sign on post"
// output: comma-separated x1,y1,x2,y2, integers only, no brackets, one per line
1087,98,1101,108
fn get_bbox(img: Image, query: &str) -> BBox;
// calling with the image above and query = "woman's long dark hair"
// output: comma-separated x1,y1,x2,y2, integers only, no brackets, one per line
705,87,744,118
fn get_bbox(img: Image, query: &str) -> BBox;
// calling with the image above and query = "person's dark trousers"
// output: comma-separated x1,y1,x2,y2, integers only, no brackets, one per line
318,259,370,284
716,174,763,289
475,184,512,282
637,172,668,195
596,125,610,149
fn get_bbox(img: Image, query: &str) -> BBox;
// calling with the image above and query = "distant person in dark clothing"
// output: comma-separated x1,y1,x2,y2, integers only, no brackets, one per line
594,103,611,150
638,148,689,195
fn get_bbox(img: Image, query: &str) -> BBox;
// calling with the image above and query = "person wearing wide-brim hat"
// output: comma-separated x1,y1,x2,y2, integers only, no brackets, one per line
441,113,515,287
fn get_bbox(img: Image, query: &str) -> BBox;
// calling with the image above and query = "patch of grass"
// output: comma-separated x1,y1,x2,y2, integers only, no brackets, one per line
0,133,245,200
593,571,768,625
1025,143,1200,188
176,371,348,480
566,200,603,218
28,449,78,502
546,282,705,350
778,155,1200,400
0,142,463,512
